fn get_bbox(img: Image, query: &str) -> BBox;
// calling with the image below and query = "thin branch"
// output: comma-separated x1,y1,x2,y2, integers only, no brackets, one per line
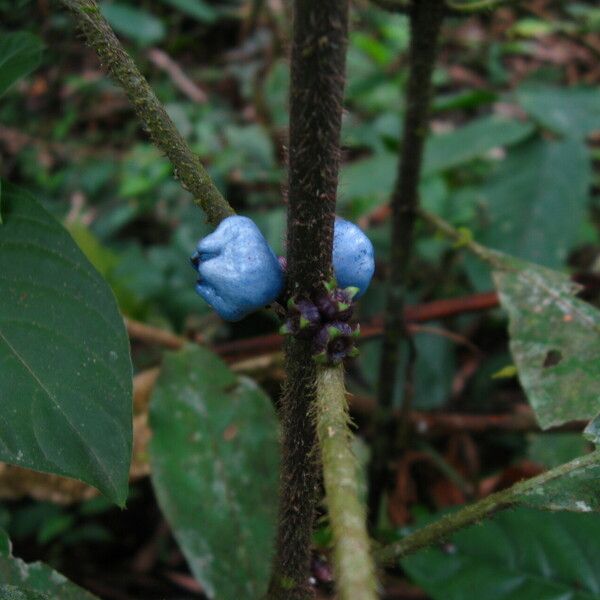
316,366,378,600
58,0,234,226
406,409,586,435
375,450,600,564
418,208,499,265
125,318,186,350
267,0,350,597
369,0,446,527
146,48,208,104
397,335,416,448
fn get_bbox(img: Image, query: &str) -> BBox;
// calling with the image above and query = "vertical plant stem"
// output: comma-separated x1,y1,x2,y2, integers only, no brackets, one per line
368,0,446,526
58,0,234,226
267,0,350,597
316,366,378,600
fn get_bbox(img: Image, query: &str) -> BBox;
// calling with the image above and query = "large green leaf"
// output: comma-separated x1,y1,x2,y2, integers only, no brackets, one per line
402,509,600,600
516,85,600,139
0,31,43,97
100,2,166,46
0,183,132,505
0,529,97,598
422,116,534,175
517,452,600,513
339,116,533,207
493,255,600,429
475,137,592,268
149,346,279,599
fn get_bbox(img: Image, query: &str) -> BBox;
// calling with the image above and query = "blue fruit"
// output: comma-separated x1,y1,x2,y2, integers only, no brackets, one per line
333,218,375,297
190,216,284,321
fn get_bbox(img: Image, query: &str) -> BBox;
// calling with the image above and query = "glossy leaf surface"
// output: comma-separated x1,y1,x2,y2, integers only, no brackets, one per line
0,183,132,505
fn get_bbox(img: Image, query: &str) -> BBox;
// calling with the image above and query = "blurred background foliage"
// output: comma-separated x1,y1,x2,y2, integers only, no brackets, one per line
1,0,599,597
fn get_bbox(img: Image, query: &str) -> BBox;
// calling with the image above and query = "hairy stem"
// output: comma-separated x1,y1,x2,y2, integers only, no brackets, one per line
58,0,234,226
368,0,446,527
315,366,378,600
267,0,350,597
376,450,600,564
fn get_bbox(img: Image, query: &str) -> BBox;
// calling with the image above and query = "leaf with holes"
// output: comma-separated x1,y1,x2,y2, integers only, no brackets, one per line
149,346,279,599
402,508,600,600
493,254,600,429
0,183,132,505
0,529,98,598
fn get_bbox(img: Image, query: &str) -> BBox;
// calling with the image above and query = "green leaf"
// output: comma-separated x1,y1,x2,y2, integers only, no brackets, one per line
516,85,600,139
422,116,534,175
0,586,50,600
432,89,497,113
517,451,600,513
338,152,394,207
0,529,98,598
584,413,600,444
493,255,600,429
99,2,166,46
339,116,532,208
149,346,279,599
65,222,145,318
528,433,591,468
402,509,600,600
0,31,43,97
509,17,556,38
476,136,592,268
160,0,218,23
0,183,132,505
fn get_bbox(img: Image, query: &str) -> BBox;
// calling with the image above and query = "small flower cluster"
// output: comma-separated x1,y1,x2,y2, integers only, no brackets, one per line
280,279,360,366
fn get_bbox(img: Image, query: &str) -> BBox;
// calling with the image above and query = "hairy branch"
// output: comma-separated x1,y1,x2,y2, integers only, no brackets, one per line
58,0,234,225
376,450,600,564
369,0,446,526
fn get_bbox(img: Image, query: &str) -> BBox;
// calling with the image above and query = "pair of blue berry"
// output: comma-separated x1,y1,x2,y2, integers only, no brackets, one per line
190,216,375,321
